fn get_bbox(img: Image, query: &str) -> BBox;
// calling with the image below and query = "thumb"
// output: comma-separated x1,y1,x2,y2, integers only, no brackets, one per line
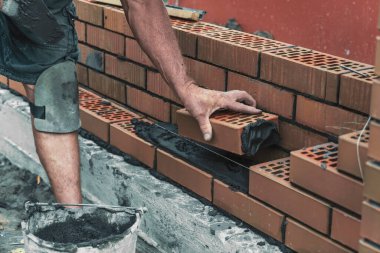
196,115,213,141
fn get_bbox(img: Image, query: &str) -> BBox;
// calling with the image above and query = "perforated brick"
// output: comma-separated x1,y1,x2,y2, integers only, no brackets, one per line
340,68,376,114
369,121,380,161
177,109,278,155
364,161,380,203
331,208,361,251
9,80,26,97
285,218,353,253
78,87,101,101
80,99,139,142
372,79,380,120
361,201,380,245
261,46,372,102
157,149,212,201
110,119,156,168
290,143,363,214
213,179,284,241
198,29,292,77
249,158,330,234
170,19,224,57
338,130,369,179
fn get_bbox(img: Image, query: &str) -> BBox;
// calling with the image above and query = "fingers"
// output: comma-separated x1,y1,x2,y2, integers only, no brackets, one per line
195,114,213,141
227,90,256,107
226,101,262,114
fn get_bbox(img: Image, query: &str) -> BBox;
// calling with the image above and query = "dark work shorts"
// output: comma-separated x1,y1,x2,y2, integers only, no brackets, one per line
0,0,79,84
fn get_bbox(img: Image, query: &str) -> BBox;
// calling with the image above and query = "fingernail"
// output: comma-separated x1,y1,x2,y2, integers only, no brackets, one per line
204,133,212,141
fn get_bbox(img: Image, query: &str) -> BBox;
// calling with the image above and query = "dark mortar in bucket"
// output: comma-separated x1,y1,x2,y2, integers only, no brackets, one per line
27,208,136,246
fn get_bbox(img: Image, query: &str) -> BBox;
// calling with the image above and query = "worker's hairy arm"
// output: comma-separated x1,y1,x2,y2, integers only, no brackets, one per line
120,0,261,140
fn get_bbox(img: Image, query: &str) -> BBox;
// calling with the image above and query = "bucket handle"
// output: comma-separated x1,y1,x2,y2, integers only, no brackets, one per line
25,202,148,215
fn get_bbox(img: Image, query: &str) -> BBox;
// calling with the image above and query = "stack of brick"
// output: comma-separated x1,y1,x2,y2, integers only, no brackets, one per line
72,0,374,153
358,17,380,253
4,1,379,252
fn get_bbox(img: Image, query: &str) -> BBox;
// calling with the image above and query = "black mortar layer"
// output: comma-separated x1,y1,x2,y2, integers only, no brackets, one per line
34,210,135,244
133,120,259,193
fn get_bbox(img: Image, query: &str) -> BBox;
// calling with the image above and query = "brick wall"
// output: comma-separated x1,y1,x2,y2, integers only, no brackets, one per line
3,1,378,252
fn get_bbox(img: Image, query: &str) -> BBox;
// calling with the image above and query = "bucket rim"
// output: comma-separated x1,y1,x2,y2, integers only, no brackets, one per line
22,206,142,251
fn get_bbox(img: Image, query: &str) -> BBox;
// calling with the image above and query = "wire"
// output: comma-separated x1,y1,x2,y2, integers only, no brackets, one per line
357,117,372,179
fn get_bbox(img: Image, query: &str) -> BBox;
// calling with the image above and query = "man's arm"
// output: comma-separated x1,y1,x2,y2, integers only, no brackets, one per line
121,0,261,141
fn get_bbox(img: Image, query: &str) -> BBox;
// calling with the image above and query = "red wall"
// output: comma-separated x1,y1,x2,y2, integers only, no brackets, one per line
175,0,380,64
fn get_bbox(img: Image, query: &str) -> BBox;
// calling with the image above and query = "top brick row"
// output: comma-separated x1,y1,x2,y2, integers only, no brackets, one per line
73,0,375,107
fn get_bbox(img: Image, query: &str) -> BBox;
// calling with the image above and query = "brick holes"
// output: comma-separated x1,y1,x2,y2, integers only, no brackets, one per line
212,111,276,127
80,100,136,122
271,47,369,73
171,19,222,34
350,130,370,143
78,88,100,101
258,159,291,181
299,144,339,169
203,30,291,51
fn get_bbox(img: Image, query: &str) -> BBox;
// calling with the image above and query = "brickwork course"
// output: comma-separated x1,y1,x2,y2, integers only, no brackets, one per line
1,0,379,252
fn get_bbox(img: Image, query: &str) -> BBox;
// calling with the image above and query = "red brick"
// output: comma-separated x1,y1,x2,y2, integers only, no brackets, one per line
375,37,380,76
177,109,278,155
125,38,154,68
279,121,328,151
80,99,137,142
371,79,380,120
78,43,104,71
74,0,103,26
228,72,294,119
338,130,369,179
340,68,376,114
103,6,133,37
88,69,126,103
170,104,182,125
105,54,146,88
184,57,225,91
75,20,86,42
369,121,380,161
157,149,212,201
290,143,363,214
78,87,101,101
87,25,125,55
77,64,88,86
213,179,284,241
0,75,8,85
285,218,353,253
127,87,170,122
147,71,181,104
364,161,380,203
111,119,157,168
296,95,367,136
198,29,291,77
261,46,372,102
361,201,380,245
359,239,380,253
9,80,26,97
171,19,224,58
331,208,361,251
250,158,330,234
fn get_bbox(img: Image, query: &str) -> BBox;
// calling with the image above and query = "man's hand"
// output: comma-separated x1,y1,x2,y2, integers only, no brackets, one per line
180,83,262,141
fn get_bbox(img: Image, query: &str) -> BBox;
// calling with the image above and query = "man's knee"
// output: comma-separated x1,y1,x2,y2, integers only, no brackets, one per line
30,61,80,133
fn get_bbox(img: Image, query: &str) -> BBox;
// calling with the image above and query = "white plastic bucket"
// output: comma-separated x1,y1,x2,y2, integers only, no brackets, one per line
21,203,145,253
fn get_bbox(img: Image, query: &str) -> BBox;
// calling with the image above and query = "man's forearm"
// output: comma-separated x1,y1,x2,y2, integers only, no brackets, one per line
121,0,194,101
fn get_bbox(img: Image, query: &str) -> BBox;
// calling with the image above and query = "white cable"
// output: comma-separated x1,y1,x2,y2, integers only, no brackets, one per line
357,116,372,179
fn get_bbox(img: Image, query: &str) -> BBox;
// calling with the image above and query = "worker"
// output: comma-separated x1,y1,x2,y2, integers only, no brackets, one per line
0,0,261,204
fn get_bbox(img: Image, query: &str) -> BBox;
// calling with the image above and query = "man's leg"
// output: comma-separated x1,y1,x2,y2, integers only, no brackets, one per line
24,84,82,204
